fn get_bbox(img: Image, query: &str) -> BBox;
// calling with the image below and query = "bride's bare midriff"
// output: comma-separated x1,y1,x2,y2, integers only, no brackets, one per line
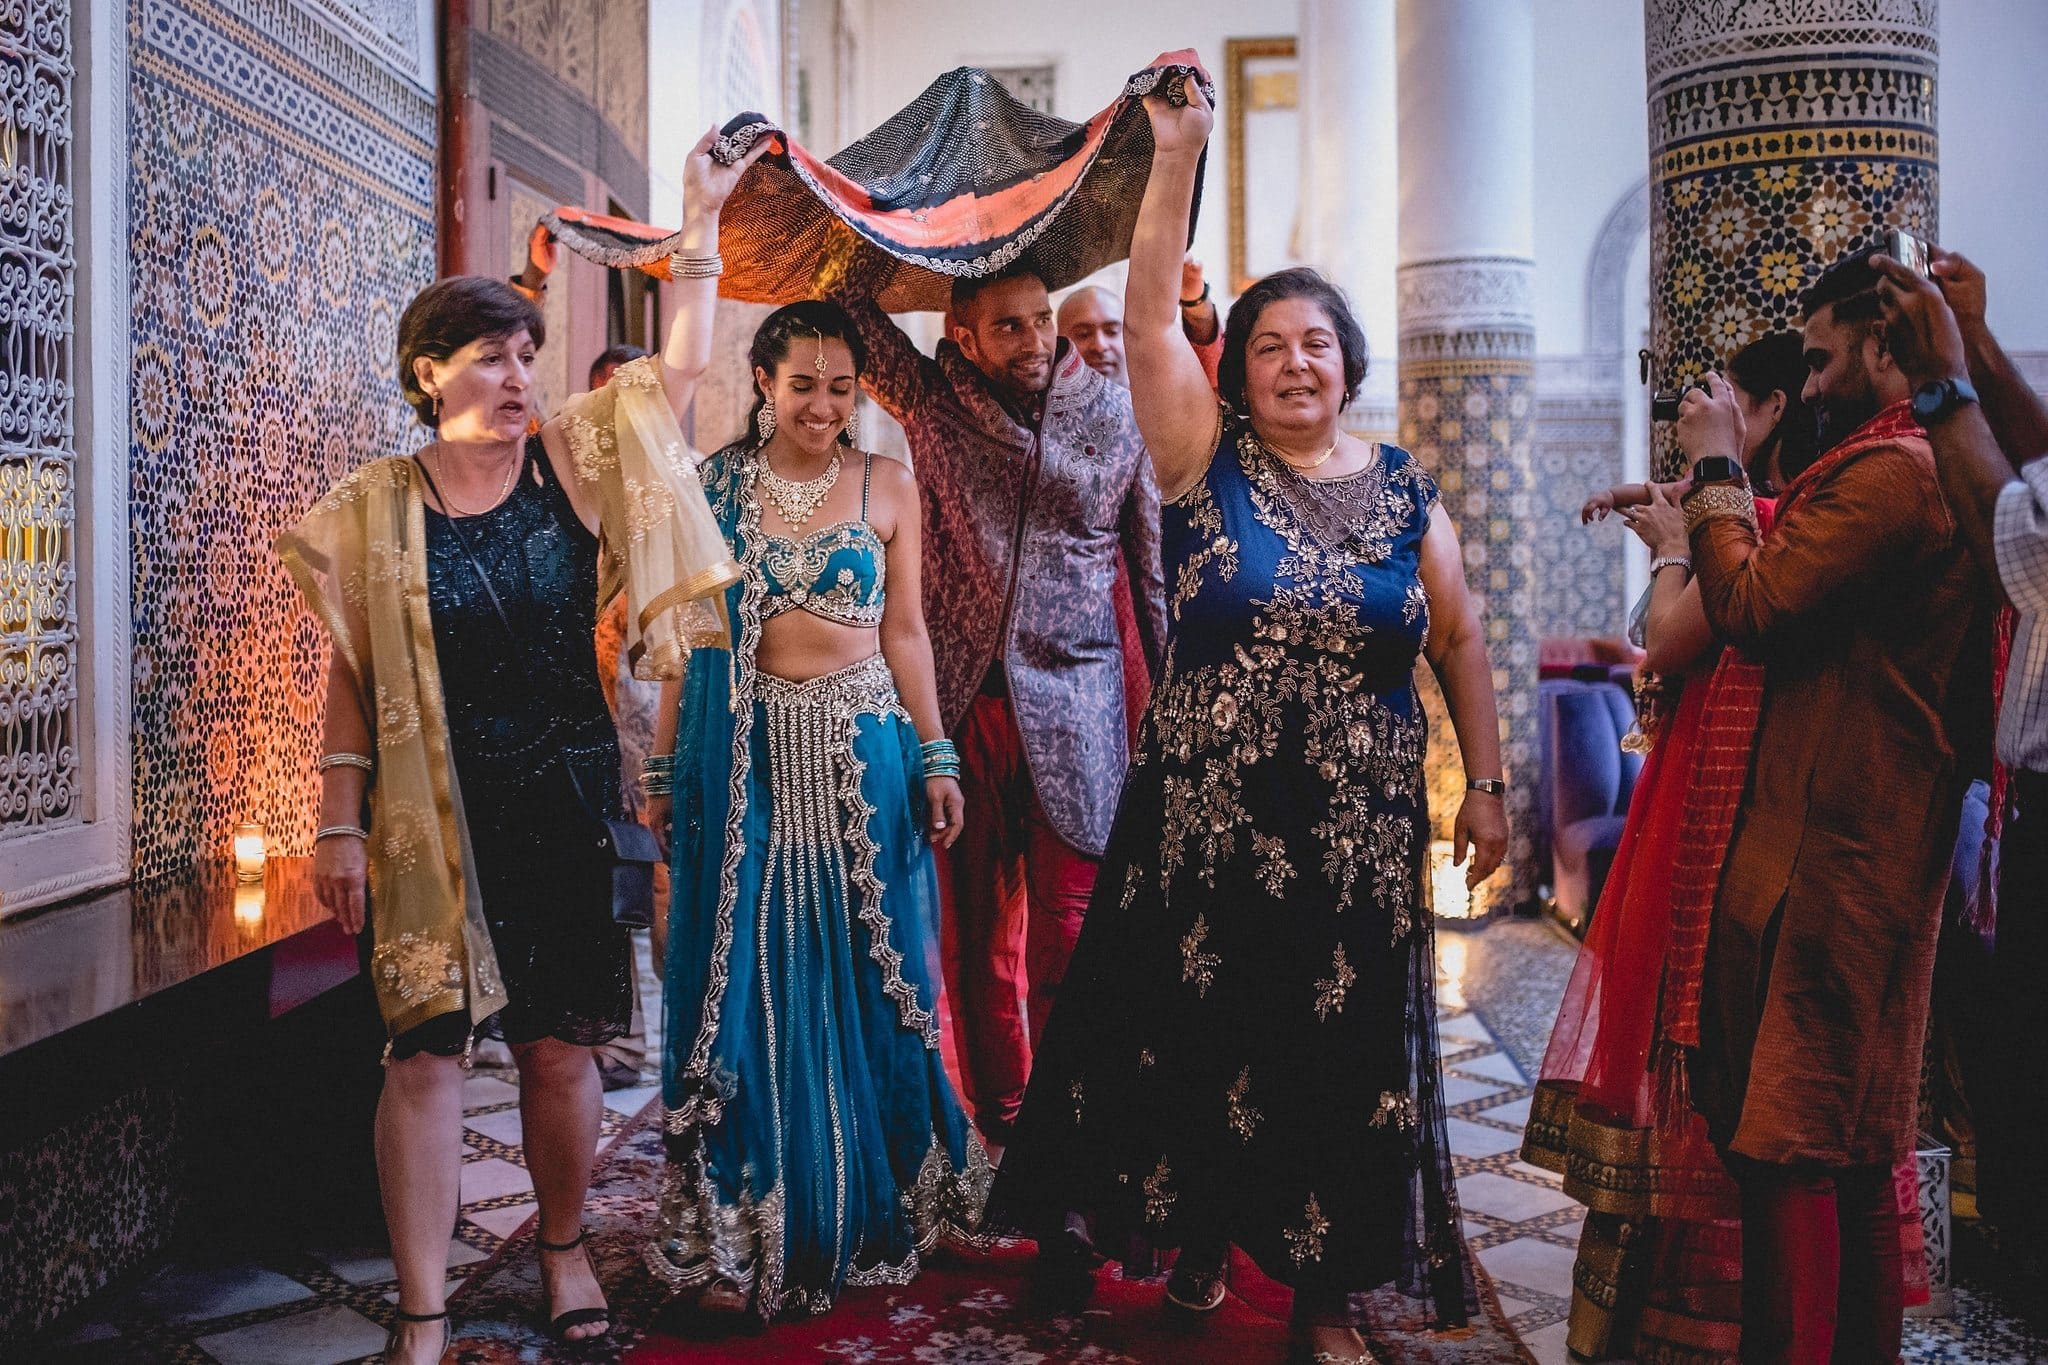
756,613,882,683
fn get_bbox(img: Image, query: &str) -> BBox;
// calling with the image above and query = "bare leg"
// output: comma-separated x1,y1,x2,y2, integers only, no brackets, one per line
376,1051,466,1365
512,1037,610,1341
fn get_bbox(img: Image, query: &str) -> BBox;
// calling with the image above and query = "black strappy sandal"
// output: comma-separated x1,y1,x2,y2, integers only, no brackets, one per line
383,1306,448,1362
537,1229,613,1344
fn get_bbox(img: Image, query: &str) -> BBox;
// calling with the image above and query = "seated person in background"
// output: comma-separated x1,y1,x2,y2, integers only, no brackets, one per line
1058,254,1224,389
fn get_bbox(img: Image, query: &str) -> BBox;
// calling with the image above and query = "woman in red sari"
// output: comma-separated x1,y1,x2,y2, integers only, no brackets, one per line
1522,334,1927,1361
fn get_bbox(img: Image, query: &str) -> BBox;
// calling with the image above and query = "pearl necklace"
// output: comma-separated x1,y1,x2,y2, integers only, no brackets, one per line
759,449,842,529
430,443,521,516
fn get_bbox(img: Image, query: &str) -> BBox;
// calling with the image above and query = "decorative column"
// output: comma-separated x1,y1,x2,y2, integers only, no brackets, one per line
1396,0,1539,913
1298,0,1398,440
1646,1,1938,477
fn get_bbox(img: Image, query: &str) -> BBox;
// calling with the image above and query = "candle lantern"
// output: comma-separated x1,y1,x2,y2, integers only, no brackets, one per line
233,822,267,882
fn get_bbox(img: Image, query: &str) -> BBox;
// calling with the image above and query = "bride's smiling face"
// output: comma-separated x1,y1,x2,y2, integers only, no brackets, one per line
756,335,858,457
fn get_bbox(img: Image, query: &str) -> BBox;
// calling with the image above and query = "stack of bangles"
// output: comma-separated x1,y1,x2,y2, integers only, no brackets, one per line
640,753,676,798
315,751,372,843
920,739,960,780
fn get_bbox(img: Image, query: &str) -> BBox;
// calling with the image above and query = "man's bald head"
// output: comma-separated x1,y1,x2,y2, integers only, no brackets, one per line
1058,286,1126,385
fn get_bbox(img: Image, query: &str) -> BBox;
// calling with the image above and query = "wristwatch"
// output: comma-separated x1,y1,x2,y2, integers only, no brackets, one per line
1468,778,1506,797
1687,455,1745,490
1911,375,1979,427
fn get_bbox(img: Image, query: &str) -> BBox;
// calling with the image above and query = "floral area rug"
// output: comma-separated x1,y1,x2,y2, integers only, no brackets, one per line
447,1110,1532,1365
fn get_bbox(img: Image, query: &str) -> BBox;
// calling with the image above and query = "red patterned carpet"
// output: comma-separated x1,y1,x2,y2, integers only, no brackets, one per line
447,1103,1532,1365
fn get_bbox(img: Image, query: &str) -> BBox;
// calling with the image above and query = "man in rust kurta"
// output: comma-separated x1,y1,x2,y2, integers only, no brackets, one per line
1679,250,1992,1362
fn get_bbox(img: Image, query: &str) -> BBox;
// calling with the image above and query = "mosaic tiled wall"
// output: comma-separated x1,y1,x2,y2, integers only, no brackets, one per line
1646,0,1938,477
1533,392,1628,638
1398,259,1538,912
128,0,436,880
0,1085,182,1336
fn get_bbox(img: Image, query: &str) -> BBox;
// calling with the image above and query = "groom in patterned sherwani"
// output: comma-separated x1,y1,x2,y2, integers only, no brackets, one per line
837,264,1165,1150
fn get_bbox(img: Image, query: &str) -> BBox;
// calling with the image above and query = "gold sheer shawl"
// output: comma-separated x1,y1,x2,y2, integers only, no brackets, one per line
549,354,742,679
277,456,506,1037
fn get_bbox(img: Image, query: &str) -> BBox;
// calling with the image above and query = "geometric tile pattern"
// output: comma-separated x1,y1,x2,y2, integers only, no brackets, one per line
1645,0,1939,478
1400,255,1539,912
1531,397,1628,640
127,0,436,880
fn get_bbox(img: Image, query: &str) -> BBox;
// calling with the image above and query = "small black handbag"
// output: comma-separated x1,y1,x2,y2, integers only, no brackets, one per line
415,454,659,930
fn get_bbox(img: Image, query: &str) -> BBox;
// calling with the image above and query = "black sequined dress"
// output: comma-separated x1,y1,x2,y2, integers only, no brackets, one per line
416,438,632,1048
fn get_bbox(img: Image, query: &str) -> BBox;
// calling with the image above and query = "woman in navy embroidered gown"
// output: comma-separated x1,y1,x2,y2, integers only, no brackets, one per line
992,79,1509,1364
636,131,988,1322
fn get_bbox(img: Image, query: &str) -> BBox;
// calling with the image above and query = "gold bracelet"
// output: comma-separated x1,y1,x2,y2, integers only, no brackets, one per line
1682,482,1756,535
318,752,373,773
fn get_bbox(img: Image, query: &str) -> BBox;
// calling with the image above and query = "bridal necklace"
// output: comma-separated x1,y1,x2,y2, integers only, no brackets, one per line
759,448,842,529
429,441,521,516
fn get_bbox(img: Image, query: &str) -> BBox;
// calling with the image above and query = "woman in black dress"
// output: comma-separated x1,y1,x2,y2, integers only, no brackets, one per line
295,278,628,1361
991,80,1511,1364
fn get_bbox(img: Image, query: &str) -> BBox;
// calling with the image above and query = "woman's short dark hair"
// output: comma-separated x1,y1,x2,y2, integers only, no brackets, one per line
738,300,870,448
396,276,545,427
1726,331,1821,486
1216,267,1369,414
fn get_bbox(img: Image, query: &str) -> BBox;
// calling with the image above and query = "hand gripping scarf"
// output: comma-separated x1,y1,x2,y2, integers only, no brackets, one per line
542,52,1211,313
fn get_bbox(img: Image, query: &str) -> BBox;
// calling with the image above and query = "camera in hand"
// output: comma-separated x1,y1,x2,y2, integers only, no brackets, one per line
1651,385,1699,423
1887,226,1932,278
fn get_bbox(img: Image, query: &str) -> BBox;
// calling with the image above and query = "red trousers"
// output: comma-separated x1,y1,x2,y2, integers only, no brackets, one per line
940,694,1098,1143
1729,1157,1905,1363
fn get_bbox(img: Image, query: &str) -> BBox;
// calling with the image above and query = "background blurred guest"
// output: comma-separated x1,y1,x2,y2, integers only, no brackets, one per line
1875,245,2048,1301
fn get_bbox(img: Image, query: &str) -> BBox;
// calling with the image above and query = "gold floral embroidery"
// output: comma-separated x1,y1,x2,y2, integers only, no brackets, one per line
1119,863,1143,912
1069,1078,1085,1127
1143,1156,1176,1225
1285,1193,1330,1265
375,679,422,744
1251,830,1293,896
375,799,431,876
1139,1047,1156,1070
1179,914,1220,997
1370,1090,1418,1132
1313,943,1356,1022
1226,1066,1262,1144
372,932,462,1005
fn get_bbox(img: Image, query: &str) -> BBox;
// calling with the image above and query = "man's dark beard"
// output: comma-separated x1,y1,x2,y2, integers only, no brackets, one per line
1816,381,1879,451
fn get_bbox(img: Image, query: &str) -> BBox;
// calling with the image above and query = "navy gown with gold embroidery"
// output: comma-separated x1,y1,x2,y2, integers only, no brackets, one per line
993,422,1476,1322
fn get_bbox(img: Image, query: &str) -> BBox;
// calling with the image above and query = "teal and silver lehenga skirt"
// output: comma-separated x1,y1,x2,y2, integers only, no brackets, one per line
654,653,989,1319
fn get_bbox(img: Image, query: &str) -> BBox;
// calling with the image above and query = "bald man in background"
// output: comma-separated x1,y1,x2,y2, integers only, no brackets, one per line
1060,255,1225,389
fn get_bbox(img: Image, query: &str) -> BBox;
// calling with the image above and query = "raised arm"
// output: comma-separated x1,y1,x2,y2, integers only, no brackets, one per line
652,126,773,425
1119,457,1168,677
832,289,944,426
1128,78,1224,500
1875,250,2044,600
1616,485,1719,674
1688,445,1939,655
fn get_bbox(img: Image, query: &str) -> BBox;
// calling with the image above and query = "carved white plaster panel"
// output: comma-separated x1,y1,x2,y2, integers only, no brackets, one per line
1396,257,1535,339
1645,0,1937,82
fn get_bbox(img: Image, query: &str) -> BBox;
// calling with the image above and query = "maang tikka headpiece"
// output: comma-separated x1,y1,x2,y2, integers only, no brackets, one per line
813,331,829,377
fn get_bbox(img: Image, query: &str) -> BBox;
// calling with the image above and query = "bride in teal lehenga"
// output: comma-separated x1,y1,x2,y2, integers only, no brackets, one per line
637,130,989,1322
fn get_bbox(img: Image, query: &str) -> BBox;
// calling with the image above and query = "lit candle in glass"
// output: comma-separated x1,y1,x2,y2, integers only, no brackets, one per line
233,822,267,882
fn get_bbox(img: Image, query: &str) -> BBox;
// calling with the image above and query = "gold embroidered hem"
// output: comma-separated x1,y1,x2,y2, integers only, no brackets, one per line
650,1131,993,1320
1522,1080,1739,1222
